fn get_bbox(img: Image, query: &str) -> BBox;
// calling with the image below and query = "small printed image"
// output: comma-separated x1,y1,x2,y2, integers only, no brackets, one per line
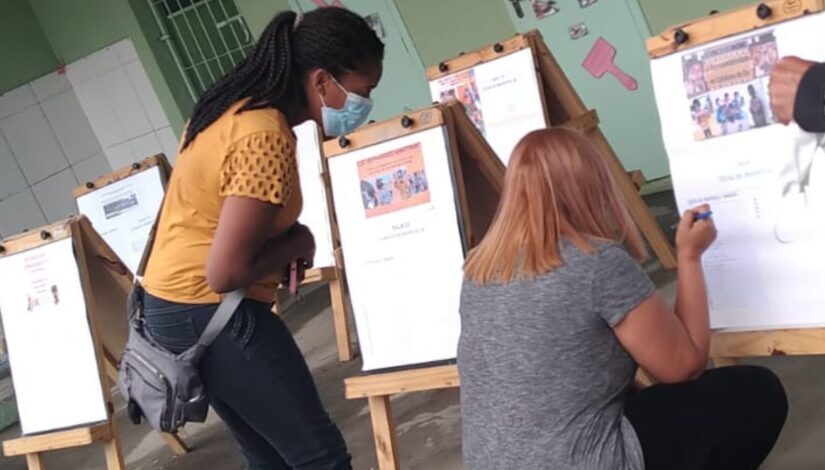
683,31,777,141
103,192,139,219
531,0,560,19
436,70,485,135
358,143,430,219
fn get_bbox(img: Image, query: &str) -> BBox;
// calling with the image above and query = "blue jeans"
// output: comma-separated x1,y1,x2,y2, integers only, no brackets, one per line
142,291,351,470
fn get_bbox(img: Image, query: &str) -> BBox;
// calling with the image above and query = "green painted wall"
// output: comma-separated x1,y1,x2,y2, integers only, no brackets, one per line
237,0,293,38
395,0,517,68
0,0,58,93
639,0,756,35
27,0,191,133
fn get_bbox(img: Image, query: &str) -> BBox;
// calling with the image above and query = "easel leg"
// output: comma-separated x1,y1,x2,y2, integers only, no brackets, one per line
25,453,45,470
329,277,354,362
161,432,190,455
103,420,125,470
368,396,400,470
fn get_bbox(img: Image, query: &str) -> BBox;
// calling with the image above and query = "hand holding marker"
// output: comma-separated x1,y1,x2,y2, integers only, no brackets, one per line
694,210,713,221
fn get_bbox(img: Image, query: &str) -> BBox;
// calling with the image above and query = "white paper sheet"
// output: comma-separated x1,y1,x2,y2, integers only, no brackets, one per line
0,238,108,434
430,48,547,164
328,126,465,370
294,121,336,269
650,13,825,330
76,166,164,274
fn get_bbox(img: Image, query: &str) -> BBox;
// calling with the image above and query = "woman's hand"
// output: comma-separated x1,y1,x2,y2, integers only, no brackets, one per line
675,205,717,262
280,224,315,288
283,223,316,265
769,56,815,125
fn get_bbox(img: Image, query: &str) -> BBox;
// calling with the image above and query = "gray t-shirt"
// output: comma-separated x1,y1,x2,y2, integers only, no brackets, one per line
458,242,655,470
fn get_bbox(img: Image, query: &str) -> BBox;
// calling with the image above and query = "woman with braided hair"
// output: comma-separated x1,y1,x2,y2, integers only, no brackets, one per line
139,8,384,469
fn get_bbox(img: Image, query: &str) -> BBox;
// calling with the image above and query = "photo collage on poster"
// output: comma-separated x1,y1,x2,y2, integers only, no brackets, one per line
683,31,779,141
358,143,430,219
437,69,486,135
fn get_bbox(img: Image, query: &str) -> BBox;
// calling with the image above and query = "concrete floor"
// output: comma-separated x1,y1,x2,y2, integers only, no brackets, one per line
2,190,825,469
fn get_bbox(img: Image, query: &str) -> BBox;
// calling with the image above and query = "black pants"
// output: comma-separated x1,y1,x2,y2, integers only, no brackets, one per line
142,292,351,470
624,366,788,470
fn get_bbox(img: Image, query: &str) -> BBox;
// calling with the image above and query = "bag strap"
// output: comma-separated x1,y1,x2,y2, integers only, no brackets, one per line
198,288,246,347
135,189,167,278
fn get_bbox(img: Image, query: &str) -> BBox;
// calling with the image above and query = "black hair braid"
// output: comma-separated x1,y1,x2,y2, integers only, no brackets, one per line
181,7,384,150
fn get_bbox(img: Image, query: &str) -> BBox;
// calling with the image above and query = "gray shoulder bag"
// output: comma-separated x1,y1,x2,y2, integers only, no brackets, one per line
118,193,246,433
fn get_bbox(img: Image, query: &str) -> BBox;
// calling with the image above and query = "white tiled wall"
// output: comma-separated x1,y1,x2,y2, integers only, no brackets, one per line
0,39,175,239
0,76,104,239
67,39,179,169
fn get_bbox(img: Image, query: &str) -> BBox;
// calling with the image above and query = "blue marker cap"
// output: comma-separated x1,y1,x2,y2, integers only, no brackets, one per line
694,210,713,221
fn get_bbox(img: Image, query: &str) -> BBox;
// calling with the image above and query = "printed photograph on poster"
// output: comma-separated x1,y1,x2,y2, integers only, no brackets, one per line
102,189,139,220
358,143,430,218
435,70,485,135
531,0,559,19
682,31,778,141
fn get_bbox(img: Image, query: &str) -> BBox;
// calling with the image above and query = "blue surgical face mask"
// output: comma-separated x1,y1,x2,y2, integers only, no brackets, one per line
320,76,373,137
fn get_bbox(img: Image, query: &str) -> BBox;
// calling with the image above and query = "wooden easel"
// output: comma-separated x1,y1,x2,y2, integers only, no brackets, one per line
646,0,825,367
428,30,678,270
72,155,189,455
0,218,127,469
325,102,503,469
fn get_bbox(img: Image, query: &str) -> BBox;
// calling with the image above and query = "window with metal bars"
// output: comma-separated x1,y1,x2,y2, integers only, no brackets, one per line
147,0,255,101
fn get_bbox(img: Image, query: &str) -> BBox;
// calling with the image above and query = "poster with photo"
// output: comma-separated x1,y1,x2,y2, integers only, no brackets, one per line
328,126,466,370
430,48,547,164
0,239,108,434
650,12,825,331
682,31,777,142
76,166,165,274
358,143,431,219
435,70,486,135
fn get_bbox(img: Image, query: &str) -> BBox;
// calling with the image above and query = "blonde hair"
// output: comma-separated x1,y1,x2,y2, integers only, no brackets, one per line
464,128,647,284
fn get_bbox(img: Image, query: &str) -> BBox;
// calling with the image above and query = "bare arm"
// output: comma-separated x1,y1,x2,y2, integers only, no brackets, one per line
206,196,314,293
613,205,716,384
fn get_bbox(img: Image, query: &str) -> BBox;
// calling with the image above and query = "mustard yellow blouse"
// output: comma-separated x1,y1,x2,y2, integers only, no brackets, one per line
142,101,302,304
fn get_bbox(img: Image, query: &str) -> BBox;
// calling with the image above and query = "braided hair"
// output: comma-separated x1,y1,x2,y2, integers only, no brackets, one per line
181,8,384,150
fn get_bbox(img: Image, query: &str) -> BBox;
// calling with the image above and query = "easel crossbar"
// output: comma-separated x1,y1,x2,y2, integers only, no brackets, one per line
3,424,111,456
344,365,460,399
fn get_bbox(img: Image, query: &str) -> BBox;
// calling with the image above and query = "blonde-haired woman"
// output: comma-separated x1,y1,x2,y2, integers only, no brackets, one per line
458,128,787,470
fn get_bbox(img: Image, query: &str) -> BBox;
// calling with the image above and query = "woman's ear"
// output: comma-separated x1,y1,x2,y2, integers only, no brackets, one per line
307,68,332,100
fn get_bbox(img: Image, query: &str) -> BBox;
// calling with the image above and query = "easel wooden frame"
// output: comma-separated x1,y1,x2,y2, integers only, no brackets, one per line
325,101,504,470
0,218,127,469
70,154,189,455
646,0,825,366
427,30,678,270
